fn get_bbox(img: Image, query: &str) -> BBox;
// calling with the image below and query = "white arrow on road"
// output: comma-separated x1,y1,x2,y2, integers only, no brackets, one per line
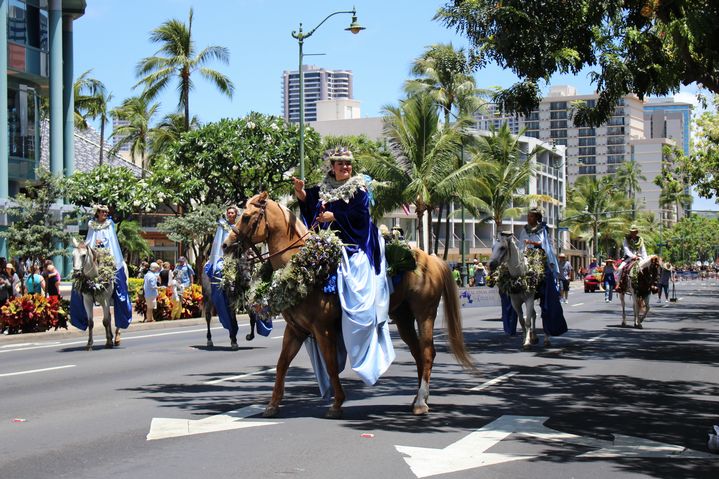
396,415,715,478
146,404,279,441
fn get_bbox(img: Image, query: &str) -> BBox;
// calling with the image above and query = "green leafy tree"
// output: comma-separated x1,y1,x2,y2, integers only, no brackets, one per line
135,7,234,131
152,113,321,208
63,165,162,223
365,93,463,252
436,0,719,126
116,220,151,266
156,203,225,274
151,112,200,160
664,215,719,264
0,169,73,265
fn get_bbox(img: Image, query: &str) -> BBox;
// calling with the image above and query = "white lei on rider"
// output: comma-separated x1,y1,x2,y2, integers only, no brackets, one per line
318,174,367,204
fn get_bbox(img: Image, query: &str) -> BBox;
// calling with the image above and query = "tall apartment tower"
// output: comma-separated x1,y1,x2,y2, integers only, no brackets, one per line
282,65,353,124
474,86,692,222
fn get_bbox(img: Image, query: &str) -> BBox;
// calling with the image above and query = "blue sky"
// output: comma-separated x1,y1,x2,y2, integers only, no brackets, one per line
73,0,716,209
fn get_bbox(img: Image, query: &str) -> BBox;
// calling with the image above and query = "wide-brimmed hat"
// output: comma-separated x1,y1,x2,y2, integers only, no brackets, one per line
5,263,15,271
558,253,566,258
93,204,109,215
629,224,639,232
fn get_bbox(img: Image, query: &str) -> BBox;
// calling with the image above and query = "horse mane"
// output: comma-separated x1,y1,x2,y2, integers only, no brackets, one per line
638,255,660,270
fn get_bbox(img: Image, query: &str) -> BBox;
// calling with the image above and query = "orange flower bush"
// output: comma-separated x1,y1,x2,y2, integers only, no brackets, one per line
0,294,68,334
134,284,204,321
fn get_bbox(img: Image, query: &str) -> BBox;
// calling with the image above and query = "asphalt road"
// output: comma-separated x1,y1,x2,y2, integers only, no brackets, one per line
1,280,717,479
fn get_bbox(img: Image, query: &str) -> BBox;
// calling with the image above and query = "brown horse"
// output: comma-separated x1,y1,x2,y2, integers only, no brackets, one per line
617,255,662,329
223,192,473,419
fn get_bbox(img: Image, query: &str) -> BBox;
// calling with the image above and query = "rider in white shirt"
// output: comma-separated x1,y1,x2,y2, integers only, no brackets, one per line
617,224,647,289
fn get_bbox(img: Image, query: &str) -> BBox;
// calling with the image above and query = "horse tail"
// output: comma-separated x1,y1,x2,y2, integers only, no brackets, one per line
435,256,474,370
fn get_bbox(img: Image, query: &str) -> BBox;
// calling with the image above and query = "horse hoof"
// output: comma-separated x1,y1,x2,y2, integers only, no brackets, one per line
635,323,643,329
105,343,113,349
412,404,430,415
245,333,255,341
113,339,121,347
263,406,279,418
230,342,239,351
522,344,531,351
544,339,551,347
324,407,343,420
530,336,539,345
207,340,213,348
85,345,93,351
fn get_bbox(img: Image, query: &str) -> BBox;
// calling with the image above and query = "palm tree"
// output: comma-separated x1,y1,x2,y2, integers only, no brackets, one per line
563,176,632,259
73,70,113,164
460,124,555,235
364,93,462,252
659,181,693,225
110,96,160,177
135,8,234,131
615,160,646,219
150,112,200,159
405,43,482,257
116,220,151,267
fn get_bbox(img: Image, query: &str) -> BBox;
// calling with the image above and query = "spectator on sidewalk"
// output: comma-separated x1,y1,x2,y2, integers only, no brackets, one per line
0,257,12,308
25,264,45,295
5,263,21,297
474,262,487,286
143,262,161,322
43,260,62,299
159,261,171,287
657,262,673,303
175,256,195,288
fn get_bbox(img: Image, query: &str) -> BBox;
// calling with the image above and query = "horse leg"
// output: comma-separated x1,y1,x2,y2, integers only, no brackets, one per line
114,328,121,347
412,312,437,415
264,325,306,418
315,331,345,419
393,303,422,383
527,297,539,345
633,296,642,329
205,303,213,348
512,296,530,349
103,304,114,349
619,293,627,327
85,296,94,351
246,313,256,341
229,312,239,350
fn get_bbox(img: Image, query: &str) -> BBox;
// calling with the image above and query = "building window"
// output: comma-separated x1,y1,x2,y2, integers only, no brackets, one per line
550,120,567,129
524,130,539,139
524,121,539,130
8,0,49,51
550,129,567,138
578,156,596,165
607,126,625,135
607,155,624,164
550,110,567,120
8,84,38,177
607,145,625,154
550,101,567,110
553,138,567,146
578,146,596,156
607,136,624,145
579,127,595,136
578,137,596,146
579,166,596,174
607,117,625,126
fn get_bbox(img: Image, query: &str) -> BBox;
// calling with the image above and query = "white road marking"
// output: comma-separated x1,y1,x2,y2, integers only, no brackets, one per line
470,371,518,392
147,404,280,440
271,335,283,339
572,302,584,306
205,367,277,385
586,334,605,343
0,319,287,354
0,364,76,377
396,415,715,478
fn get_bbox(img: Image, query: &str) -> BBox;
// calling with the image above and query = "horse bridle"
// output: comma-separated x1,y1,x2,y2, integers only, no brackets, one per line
229,197,310,267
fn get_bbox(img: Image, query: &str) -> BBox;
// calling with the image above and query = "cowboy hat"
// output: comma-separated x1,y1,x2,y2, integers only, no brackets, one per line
629,224,639,232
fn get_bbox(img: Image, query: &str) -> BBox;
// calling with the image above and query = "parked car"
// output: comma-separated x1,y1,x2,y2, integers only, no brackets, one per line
583,272,602,293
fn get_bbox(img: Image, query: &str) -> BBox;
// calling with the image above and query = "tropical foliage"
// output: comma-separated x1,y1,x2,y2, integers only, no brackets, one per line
0,169,73,264
662,215,719,264
135,7,234,131
435,1,719,125
0,294,68,334
134,284,204,321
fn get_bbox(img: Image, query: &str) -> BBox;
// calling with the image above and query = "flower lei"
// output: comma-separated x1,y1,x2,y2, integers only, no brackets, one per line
247,229,343,319
319,175,367,204
625,234,645,255
495,248,546,294
72,248,116,294
88,219,112,231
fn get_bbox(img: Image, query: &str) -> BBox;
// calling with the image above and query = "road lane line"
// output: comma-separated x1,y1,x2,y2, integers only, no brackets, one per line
572,302,584,306
0,364,76,377
205,367,277,385
470,371,519,392
271,335,283,339
586,334,605,342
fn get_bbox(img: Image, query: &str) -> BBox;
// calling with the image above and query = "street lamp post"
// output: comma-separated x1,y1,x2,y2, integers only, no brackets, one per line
291,8,364,180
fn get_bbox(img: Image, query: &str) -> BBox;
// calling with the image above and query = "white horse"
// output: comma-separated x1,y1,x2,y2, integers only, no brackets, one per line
489,233,550,349
617,255,662,329
71,239,119,350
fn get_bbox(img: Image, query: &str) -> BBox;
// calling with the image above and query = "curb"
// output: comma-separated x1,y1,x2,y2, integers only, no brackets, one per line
0,313,253,345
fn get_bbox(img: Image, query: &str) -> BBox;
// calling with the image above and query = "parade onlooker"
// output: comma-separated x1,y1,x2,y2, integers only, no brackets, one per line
137,261,149,278
557,253,573,304
602,259,616,303
0,257,12,307
143,262,161,322
43,260,62,299
5,263,21,297
159,261,171,287
452,265,461,286
474,262,487,287
175,256,194,288
25,264,45,295
657,262,673,303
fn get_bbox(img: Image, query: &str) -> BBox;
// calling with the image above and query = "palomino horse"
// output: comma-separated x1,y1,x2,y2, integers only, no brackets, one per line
71,239,119,350
223,192,473,419
488,233,549,349
617,255,661,329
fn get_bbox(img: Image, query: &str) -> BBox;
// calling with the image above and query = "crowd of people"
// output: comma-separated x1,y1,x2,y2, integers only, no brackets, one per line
0,257,64,307
139,256,195,322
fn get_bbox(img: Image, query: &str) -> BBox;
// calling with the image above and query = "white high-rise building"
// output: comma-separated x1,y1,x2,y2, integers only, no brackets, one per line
282,65,353,124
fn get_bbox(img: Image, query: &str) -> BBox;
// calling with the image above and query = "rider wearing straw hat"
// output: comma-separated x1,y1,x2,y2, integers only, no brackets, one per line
617,224,647,290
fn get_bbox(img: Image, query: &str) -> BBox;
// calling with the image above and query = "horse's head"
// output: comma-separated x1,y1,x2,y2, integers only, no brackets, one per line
71,237,95,277
488,232,514,272
223,192,270,256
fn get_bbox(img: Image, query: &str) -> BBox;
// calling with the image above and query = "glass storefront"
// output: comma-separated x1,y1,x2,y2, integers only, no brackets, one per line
8,83,40,182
